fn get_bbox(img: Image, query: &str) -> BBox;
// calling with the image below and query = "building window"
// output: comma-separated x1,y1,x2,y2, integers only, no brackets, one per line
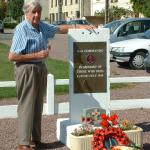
64,12,68,19
56,13,58,20
58,0,63,5
51,0,53,8
75,0,78,4
76,11,80,18
70,0,73,5
50,13,55,22
111,0,118,2
55,0,57,6
66,12,68,17
65,0,67,5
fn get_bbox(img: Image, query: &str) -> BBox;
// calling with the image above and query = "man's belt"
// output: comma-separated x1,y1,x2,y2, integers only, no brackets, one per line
16,61,43,65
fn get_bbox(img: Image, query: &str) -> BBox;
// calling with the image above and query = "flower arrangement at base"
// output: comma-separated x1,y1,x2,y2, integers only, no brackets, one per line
70,113,142,150
92,114,130,150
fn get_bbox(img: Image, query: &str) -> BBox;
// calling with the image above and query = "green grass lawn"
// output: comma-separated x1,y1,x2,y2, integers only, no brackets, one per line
0,42,69,98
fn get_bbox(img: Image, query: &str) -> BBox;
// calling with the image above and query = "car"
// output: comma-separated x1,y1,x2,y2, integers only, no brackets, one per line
58,19,95,34
52,20,67,25
0,20,4,33
110,29,150,70
103,18,150,43
67,19,90,25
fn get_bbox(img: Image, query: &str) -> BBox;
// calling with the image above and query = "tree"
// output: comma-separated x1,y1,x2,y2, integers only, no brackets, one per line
0,0,7,20
95,6,133,22
7,0,24,21
130,0,150,17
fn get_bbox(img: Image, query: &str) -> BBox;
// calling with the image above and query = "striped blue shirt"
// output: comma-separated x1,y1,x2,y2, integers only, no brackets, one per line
10,20,58,56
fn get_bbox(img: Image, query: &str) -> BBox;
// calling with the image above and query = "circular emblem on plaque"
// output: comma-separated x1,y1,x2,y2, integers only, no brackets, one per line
87,54,95,64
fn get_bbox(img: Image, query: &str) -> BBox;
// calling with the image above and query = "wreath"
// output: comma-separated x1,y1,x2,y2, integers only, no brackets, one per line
92,114,130,150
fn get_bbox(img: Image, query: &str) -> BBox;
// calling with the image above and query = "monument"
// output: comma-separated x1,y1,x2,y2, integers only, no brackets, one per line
57,28,110,148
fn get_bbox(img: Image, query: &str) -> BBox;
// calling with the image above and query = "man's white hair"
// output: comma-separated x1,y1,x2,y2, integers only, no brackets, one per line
23,1,42,14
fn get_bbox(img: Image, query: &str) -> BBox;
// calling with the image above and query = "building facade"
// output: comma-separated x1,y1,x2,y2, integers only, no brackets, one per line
25,0,133,22
49,0,133,23
49,0,81,22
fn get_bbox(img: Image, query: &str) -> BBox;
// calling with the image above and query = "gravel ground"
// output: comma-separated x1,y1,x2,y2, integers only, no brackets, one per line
0,110,150,150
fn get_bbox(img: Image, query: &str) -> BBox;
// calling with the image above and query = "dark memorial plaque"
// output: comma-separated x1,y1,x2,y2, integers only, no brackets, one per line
74,42,107,93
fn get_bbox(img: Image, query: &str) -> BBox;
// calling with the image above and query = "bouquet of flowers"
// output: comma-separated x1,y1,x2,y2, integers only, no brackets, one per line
92,114,130,150
71,112,140,150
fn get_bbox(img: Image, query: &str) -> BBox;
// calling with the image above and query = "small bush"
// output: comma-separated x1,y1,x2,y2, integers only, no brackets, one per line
4,22,17,29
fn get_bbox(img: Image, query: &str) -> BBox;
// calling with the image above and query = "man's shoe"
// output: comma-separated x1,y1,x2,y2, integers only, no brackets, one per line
17,145,33,150
30,141,45,148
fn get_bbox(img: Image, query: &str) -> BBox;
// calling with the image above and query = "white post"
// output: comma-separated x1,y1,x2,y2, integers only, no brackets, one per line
46,74,55,115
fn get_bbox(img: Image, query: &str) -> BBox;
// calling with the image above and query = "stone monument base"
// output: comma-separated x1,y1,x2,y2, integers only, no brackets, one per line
56,118,81,148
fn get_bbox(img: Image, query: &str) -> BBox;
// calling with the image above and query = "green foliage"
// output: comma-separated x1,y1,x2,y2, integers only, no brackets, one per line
0,87,16,98
0,43,14,80
130,0,150,17
6,0,24,21
110,83,130,89
4,22,18,29
0,0,7,20
95,6,133,21
45,59,69,79
3,17,18,28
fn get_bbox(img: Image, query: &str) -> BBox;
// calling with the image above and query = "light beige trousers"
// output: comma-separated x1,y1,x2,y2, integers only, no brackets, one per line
15,63,47,145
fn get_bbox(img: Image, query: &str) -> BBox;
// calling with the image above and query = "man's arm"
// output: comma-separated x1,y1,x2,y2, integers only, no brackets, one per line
56,24,96,34
8,50,49,62
56,26,70,34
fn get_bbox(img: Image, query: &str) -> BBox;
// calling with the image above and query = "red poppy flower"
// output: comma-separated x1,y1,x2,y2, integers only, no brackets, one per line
100,114,108,120
100,120,109,128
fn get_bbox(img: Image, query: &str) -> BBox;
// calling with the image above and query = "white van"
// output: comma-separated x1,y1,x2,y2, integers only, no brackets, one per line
103,18,150,43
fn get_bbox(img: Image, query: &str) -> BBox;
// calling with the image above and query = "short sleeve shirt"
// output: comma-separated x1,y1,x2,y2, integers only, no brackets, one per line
10,20,58,55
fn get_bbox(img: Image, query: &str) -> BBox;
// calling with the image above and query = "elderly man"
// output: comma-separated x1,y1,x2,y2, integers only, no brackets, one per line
8,1,67,150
